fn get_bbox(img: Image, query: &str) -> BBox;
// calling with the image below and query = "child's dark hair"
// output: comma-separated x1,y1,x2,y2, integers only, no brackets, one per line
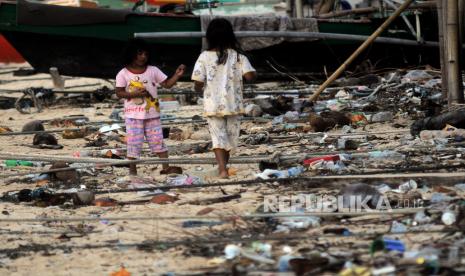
123,38,151,66
206,18,242,65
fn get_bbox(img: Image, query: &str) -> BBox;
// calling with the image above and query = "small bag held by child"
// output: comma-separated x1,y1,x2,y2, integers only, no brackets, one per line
128,80,145,105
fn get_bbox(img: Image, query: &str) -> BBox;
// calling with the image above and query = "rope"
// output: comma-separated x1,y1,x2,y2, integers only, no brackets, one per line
89,171,465,194
0,117,276,136
2,148,465,178
0,152,274,164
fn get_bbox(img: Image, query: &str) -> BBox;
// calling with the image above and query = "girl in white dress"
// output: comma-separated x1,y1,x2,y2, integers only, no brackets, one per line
192,18,257,178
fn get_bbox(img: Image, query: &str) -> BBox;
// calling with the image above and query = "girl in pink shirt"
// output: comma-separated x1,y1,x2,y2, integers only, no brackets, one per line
116,39,185,175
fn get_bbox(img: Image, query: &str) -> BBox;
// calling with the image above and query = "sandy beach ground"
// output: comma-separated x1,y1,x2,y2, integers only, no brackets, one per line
0,63,462,275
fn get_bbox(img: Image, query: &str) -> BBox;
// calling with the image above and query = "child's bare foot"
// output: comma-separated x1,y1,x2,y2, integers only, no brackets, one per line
219,170,229,179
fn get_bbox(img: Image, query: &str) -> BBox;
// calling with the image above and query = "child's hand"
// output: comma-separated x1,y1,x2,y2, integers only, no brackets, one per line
175,64,186,77
133,89,149,98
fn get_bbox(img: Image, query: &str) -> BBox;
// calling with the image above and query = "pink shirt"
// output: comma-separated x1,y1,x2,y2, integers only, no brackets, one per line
116,65,167,119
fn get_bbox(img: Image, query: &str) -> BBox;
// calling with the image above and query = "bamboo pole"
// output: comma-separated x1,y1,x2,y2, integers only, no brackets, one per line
317,7,378,19
458,0,465,100
438,0,448,99
445,0,463,104
382,0,417,39
293,0,437,18
295,0,303,18
285,0,292,17
309,0,415,102
135,31,438,47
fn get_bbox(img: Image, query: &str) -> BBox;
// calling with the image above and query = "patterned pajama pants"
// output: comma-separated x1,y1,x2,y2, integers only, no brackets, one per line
125,118,167,159
206,115,241,152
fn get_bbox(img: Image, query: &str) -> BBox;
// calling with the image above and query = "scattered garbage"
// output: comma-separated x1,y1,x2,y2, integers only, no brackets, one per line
99,124,121,134
277,246,295,272
420,125,465,140
244,103,263,117
244,132,270,145
391,221,408,233
166,174,202,186
255,166,304,179
283,111,299,121
441,207,457,225
411,109,465,136
93,197,118,207
22,120,44,132
5,160,35,167
73,190,95,205
414,210,432,224
308,111,351,132
303,155,340,166
110,266,131,276
403,70,434,82
392,180,418,193
2,65,465,274
182,220,224,228
49,162,78,183
0,188,73,207
275,214,320,233
339,183,381,209
371,238,406,254
368,150,405,161
150,193,178,204
62,128,87,139
370,111,393,123
33,133,59,147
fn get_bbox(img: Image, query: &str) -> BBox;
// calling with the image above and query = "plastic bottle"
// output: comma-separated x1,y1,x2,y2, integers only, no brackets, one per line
414,210,432,224
277,246,294,272
369,150,405,161
391,221,407,233
303,155,340,166
371,111,393,123
431,193,453,203
73,150,90,158
5,160,34,167
441,209,457,226
224,244,241,260
447,245,460,265
396,180,418,193
255,169,286,179
287,166,304,177
251,242,272,258
383,238,406,252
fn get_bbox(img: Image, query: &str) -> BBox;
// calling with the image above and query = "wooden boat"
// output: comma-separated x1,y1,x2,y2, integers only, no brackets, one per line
0,0,439,79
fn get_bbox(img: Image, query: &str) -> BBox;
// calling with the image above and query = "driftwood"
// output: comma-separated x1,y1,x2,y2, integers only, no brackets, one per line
179,194,241,205
411,109,465,135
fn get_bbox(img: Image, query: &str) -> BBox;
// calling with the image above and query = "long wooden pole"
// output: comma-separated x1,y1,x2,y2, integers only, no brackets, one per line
382,0,417,39
135,31,437,47
295,0,303,18
458,0,465,101
445,0,463,104
437,0,448,99
309,0,415,102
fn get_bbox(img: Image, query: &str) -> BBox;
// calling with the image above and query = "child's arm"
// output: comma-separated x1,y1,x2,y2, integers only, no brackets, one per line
240,55,257,83
160,64,186,89
194,81,204,92
243,71,257,83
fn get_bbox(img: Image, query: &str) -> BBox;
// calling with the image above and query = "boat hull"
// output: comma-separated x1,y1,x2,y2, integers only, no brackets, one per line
0,2,440,79
2,28,439,79
0,34,25,64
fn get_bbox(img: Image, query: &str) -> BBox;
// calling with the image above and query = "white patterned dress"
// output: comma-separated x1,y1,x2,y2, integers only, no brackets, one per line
192,49,255,151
